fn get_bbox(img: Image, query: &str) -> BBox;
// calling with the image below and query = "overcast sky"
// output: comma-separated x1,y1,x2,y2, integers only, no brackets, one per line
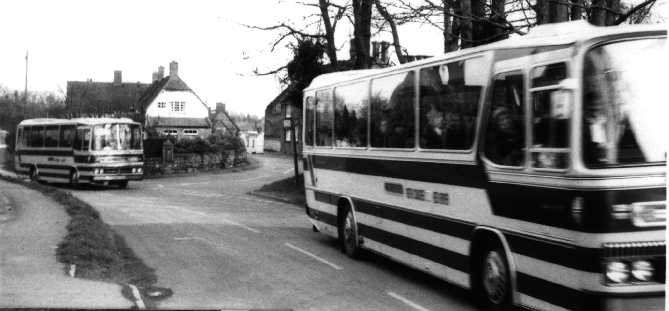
0,0,665,117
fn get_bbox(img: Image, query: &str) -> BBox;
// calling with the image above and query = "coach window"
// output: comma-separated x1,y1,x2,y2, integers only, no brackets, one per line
334,81,368,147
304,96,315,146
530,62,569,169
30,126,44,147
315,90,334,147
44,126,59,147
419,57,485,150
60,125,75,148
484,71,525,167
16,128,24,147
74,128,91,151
371,71,415,148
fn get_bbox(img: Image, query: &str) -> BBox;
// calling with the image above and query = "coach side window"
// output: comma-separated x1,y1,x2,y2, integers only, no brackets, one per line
74,128,91,151
304,96,315,146
530,62,569,169
29,126,44,147
484,71,525,167
334,81,368,147
370,71,415,148
60,125,75,148
419,57,485,150
315,90,333,147
44,126,59,148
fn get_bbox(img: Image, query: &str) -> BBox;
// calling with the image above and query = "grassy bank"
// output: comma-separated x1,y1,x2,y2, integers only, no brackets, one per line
0,175,159,302
253,174,305,205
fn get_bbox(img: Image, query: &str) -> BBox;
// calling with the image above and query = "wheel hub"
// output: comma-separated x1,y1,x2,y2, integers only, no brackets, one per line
482,251,508,304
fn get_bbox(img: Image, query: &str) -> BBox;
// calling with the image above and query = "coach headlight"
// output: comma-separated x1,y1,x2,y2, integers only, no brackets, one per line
605,261,630,284
630,260,654,282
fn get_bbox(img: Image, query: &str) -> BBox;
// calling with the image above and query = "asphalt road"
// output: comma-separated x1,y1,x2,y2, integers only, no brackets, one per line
68,154,479,311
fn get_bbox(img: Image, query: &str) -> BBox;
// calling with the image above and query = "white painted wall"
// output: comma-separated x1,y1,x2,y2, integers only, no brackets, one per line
145,90,209,119
240,131,264,154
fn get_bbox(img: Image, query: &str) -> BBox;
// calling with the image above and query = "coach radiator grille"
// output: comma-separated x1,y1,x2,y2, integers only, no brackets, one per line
603,241,665,258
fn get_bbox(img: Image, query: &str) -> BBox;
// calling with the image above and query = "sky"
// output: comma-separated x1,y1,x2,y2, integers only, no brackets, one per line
0,0,665,117
0,0,444,117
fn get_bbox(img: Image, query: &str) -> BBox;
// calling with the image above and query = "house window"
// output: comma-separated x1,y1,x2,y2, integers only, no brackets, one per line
158,102,166,108
183,129,198,136
163,129,178,136
171,101,185,113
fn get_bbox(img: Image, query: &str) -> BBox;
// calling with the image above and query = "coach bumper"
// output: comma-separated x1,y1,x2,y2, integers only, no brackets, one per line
583,291,665,311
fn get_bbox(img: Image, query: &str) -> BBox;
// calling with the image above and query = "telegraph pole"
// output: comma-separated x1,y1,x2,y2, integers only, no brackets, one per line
23,50,28,116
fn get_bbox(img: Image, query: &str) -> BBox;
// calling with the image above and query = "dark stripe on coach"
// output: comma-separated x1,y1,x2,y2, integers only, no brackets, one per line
353,198,475,240
16,149,73,156
312,190,605,273
311,155,665,233
307,200,469,274
312,155,487,188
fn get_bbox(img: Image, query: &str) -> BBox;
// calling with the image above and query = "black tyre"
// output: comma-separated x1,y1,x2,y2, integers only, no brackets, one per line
29,166,39,182
116,180,129,189
69,169,79,187
476,243,513,311
340,208,360,258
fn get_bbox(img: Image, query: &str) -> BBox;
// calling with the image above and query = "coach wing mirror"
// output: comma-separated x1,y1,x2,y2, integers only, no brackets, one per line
550,78,577,120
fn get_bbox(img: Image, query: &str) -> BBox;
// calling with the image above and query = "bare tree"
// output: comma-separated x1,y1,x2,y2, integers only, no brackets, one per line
353,0,374,68
374,0,406,64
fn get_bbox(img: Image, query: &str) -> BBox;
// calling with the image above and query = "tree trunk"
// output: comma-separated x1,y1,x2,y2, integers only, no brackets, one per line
590,0,607,25
374,0,405,64
491,0,507,40
353,0,373,69
318,0,338,67
471,0,486,45
449,0,463,51
535,0,551,24
443,2,457,53
550,0,570,22
605,0,621,25
570,0,583,20
460,0,473,48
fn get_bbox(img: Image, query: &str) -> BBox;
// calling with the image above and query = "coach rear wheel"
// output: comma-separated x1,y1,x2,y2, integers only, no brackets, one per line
477,244,512,310
340,208,360,258
29,166,38,182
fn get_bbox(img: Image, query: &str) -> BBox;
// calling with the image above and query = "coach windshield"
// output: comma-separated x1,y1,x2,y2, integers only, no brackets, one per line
93,123,142,151
582,37,666,168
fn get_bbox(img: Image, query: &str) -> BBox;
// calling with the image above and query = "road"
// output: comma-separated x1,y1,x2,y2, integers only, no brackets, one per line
68,154,478,311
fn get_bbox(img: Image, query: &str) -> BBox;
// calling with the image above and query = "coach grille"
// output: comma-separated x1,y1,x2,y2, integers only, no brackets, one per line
603,241,665,258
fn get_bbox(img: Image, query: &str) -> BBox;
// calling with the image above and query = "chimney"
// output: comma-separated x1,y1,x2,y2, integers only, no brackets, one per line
152,66,165,82
216,102,226,114
169,61,178,77
113,70,122,86
371,41,380,59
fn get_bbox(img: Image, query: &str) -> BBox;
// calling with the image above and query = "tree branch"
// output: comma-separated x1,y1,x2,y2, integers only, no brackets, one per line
614,0,656,24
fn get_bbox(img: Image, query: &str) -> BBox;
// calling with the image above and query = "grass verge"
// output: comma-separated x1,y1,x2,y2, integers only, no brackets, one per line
252,174,305,206
0,175,160,306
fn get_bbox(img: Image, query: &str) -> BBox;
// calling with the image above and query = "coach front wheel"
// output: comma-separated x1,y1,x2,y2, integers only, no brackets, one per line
69,169,79,186
340,209,360,258
477,244,512,310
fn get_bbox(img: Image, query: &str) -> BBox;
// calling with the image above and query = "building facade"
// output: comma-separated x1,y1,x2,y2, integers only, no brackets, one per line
263,87,302,154
137,61,212,139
